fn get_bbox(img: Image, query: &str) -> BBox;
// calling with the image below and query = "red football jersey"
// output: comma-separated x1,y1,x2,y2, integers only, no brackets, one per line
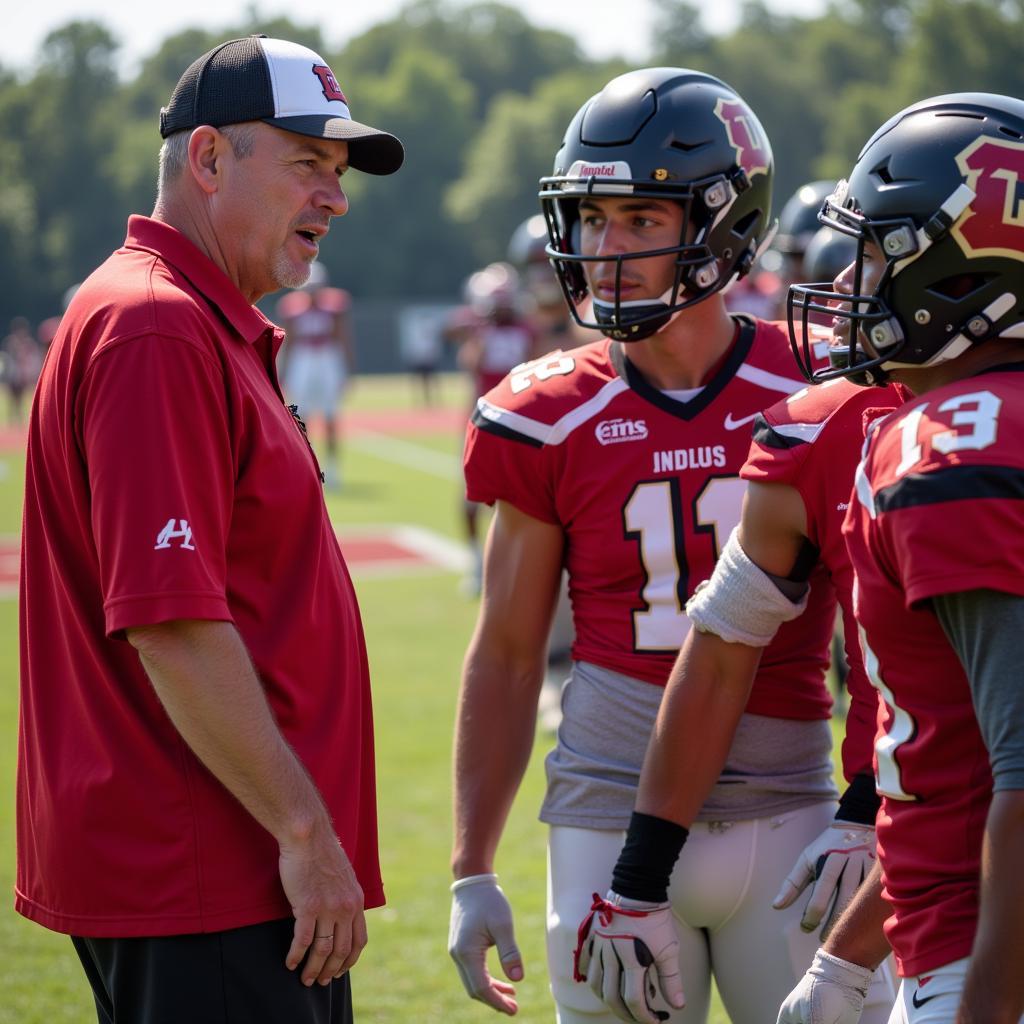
742,378,908,779
276,286,350,347
843,366,1024,976
475,321,537,396
465,319,835,719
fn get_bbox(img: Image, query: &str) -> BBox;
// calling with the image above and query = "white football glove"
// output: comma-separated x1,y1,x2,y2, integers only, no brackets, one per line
776,949,873,1024
574,891,685,1024
773,822,876,938
448,873,523,1013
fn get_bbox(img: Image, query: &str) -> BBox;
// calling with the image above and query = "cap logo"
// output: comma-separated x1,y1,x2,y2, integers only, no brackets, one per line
953,135,1024,263
713,98,770,179
312,64,347,104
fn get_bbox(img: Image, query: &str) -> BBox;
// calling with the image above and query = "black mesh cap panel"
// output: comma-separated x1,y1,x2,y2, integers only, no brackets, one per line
159,37,274,138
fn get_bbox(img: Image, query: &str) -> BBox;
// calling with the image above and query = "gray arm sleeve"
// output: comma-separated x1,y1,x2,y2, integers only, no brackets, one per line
932,589,1024,791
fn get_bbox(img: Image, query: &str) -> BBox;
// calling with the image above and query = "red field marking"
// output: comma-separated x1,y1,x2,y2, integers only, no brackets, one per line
0,528,454,594
344,406,466,435
338,535,430,566
0,538,18,591
0,426,27,453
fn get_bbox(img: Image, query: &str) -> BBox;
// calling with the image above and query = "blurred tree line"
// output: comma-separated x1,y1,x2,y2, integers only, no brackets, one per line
2,0,1023,328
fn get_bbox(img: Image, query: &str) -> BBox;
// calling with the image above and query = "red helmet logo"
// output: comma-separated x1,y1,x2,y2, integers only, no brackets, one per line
954,136,1024,262
714,98,770,180
312,64,347,104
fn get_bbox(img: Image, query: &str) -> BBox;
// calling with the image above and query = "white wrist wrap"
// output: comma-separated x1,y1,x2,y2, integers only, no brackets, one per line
685,527,809,646
450,873,498,892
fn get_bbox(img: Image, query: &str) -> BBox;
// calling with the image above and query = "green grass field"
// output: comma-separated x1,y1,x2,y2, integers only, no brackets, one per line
0,375,845,1023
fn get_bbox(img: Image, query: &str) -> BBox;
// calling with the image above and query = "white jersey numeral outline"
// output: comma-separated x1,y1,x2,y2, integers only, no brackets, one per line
894,390,1002,477
858,619,916,801
509,354,575,394
623,476,745,652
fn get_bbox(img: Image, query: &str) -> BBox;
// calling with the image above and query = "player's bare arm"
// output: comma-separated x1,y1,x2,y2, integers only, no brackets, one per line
634,479,809,826
127,618,366,987
450,500,564,1014
960,790,1024,1024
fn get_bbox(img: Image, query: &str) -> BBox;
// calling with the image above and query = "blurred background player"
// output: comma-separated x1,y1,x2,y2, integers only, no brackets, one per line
447,261,540,594
276,261,354,489
770,180,839,317
507,213,586,729
0,316,44,424
448,67,858,1024
398,305,447,406
780,91,1024,1024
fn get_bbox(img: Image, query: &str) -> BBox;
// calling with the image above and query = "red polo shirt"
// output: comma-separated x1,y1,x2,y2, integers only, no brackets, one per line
16,216,383,937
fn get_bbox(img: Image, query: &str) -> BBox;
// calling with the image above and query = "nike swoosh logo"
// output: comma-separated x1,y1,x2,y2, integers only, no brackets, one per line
723,411,759,430
912,990,939,1009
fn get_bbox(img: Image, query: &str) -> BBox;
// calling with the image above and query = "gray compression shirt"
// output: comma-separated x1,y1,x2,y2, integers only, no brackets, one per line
932,588,1024,791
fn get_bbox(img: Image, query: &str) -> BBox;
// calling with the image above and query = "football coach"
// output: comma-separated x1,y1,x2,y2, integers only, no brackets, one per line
15,35,403,1024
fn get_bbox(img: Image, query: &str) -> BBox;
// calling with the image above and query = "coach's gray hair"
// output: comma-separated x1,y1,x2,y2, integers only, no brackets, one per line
156,123,258,199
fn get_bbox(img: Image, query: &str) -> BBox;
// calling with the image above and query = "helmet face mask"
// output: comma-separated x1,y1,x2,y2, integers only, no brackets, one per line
538,68,774,342
788,93,1024,386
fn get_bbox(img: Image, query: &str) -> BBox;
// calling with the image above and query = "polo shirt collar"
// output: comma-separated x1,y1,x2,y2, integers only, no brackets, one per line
124,215,275,346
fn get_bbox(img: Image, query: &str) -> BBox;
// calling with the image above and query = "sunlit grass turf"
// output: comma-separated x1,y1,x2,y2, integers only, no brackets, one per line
0,374,845,1023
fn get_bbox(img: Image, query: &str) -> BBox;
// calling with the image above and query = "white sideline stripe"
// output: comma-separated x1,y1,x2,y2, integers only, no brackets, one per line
350,429,462,480
476,376,629,446
331,523,472,579
736,363,807,394
391,525,472,572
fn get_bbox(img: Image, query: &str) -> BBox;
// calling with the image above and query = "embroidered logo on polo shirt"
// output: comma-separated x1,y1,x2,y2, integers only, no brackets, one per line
154,518,195,551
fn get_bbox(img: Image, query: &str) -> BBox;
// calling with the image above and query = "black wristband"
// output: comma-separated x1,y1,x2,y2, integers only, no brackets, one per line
836,773,880,826
610,811,689,903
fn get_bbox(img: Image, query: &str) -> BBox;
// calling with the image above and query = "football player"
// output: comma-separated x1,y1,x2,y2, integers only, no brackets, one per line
568,225,902,1024
276,261,353,489
448,67,873,1023
450,262,541,594
780,92,1024,1024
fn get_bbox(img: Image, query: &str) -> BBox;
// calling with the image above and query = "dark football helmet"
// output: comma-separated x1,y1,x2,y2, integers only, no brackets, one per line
803,227,858,288
539,67,774,341
508,214,563,308
789,93,1024,386
775,180,836,256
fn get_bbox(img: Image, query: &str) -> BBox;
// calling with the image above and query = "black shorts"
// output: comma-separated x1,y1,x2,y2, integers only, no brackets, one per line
71,917,353,1024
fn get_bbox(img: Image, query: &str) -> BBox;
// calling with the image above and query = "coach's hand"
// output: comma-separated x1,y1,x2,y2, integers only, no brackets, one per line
279,822,367,987
449,873,523,1015
574,891,685,1024
773,822,876,938
777,949,872,1024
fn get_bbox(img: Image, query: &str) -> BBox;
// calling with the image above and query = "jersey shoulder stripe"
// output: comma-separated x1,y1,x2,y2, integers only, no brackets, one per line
734,361,807,396
875,464,1024,514
756,380,904,451
751,415,828,450
473,376,630,447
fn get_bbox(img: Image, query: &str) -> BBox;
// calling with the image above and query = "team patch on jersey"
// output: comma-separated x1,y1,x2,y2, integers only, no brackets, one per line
595,417,648,445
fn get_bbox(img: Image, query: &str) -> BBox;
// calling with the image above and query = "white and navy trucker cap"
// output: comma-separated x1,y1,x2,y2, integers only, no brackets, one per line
159,35,404,176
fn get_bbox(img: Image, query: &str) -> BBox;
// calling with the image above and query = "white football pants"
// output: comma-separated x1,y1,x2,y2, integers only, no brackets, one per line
888,957,1023,1024
547,808,897,1024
